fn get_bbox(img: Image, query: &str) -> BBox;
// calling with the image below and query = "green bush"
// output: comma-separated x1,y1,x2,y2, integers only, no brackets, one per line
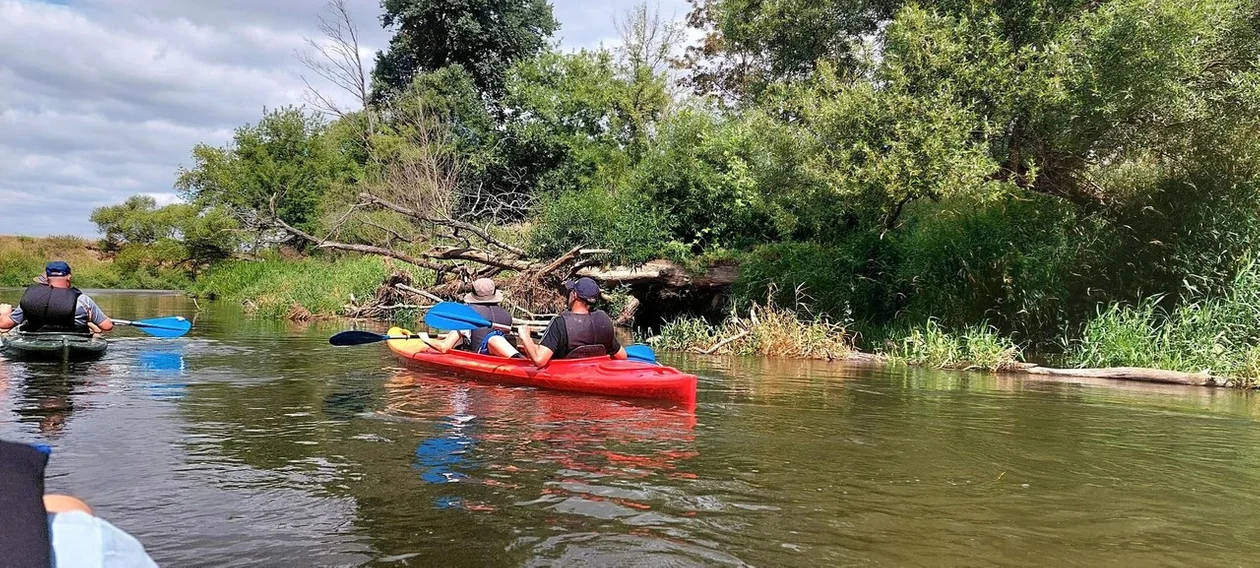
528,188,671,264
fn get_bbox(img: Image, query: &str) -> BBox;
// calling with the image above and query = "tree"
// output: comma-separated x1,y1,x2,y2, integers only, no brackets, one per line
176,107,358,234
90,197,241,267
371,0,558,102
297,0,378,165
680,0,900,102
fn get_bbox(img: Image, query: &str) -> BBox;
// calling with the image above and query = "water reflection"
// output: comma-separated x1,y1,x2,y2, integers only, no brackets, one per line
10,291,1260,566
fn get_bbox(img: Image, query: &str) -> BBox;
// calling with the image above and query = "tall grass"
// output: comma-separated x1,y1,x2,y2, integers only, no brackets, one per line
655,297,852,360
189,255,424,319
885,319,1024,371
1066,259,1260,383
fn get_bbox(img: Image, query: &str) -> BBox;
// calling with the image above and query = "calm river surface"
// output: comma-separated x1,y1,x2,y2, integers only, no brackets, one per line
3,291,1260,566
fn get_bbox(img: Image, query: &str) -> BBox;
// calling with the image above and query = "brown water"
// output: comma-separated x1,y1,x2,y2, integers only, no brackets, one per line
3,291,1260,566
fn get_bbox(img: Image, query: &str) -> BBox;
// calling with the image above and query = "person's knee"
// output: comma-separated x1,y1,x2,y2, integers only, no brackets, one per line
487,336,520,357
44,494,93,515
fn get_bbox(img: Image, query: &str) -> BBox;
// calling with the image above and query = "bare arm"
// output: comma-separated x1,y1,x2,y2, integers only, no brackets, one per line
518,325,555,368
611,346,628,360
0,304,16,331
421,331,463,353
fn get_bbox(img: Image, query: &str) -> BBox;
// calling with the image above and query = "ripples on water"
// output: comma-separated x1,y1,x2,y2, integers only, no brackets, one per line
4,292,1260,566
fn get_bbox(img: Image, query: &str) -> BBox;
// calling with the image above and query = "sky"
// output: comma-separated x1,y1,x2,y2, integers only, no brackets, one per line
0,0,692,236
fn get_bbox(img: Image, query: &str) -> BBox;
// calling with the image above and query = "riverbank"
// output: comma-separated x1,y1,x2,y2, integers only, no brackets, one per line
655,304,1260,389
0,235,185,289
10,233,1260,388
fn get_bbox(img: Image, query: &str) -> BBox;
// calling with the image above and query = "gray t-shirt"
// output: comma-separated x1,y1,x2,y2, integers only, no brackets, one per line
9,294,109,328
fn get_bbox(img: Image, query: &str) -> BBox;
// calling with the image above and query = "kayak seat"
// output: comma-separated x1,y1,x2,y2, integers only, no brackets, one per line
563,345,608,359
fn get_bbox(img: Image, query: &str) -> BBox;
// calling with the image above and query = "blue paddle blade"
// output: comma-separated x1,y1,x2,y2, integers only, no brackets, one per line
128,316,192,338
329,331,390,346
424,302,491,331
625,344,658,365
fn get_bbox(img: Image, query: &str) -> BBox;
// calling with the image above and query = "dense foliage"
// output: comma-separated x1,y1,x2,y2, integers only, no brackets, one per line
89,0,1260,370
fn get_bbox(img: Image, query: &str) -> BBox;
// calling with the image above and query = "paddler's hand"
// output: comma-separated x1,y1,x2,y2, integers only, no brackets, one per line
0,303,11,317
517,324,533,341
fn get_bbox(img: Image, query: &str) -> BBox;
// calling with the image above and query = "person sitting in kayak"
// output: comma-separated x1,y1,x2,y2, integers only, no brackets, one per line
421,278,523,358
0,440,158,567
518,277,628,368
0,261,114,335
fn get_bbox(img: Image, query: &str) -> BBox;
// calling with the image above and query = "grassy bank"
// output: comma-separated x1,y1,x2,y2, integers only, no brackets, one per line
0,235,186,289
884,320,1023,372
654,300,853,361
188,255,430,319
1064,265,1260,384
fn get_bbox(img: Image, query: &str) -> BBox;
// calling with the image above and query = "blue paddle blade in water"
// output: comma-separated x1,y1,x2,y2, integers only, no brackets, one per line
328,331,390,346
126,316,192,338
625,344,658,364
424,302,491,331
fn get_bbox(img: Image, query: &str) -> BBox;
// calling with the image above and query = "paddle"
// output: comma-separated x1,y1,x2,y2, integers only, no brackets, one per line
424,302,660,364
112,316,192,338
625,344,658,365
328,330,416,346
424,302,512,333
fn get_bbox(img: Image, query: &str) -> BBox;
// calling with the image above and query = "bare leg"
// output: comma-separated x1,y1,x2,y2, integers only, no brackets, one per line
486,335,522,358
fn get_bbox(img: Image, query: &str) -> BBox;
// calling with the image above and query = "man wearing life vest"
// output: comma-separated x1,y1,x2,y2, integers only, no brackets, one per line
421,278,523,358
0,261,114,334
518,277,628,368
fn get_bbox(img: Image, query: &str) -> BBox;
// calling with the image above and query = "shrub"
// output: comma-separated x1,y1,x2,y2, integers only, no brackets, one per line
528,188,671,264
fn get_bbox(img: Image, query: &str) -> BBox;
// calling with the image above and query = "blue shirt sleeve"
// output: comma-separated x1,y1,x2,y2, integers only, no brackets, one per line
9,305,24,324
49,511,159,568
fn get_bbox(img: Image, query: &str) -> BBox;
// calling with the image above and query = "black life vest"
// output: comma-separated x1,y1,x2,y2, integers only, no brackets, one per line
19,284,85,333
558,310,616,359
466,304,512,353
0,440,52,567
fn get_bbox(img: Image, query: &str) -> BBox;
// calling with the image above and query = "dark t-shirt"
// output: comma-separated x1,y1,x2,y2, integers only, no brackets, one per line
539,310,621,359
0,440,51,567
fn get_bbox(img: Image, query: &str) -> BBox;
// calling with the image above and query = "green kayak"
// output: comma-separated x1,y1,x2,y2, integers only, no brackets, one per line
0,332,108,362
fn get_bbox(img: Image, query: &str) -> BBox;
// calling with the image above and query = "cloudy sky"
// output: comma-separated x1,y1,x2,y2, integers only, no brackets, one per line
0,0,691,236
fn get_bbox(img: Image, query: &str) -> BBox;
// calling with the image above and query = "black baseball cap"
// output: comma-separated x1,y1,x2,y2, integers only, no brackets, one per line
45,261,71,277
564,277,601,302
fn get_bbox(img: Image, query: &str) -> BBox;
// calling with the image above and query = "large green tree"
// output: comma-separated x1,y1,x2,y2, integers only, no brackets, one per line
682,0,901,102
176,107,358,234
371,0,559,102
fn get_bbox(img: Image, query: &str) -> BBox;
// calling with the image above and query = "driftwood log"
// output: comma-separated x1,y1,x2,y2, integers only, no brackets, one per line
1009,364,1236,387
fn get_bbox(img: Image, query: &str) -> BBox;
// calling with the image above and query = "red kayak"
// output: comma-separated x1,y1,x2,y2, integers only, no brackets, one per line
386,327,697,406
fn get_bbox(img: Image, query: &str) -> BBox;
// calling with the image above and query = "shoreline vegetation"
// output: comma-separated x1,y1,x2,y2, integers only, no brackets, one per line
5,234,1258,388
14,0,1260,388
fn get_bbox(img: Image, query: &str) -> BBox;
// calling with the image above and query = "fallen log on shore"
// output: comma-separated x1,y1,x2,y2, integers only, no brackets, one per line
1008,364,1238,387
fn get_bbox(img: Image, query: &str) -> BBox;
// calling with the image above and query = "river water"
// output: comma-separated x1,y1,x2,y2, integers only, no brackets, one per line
3,291,1260,566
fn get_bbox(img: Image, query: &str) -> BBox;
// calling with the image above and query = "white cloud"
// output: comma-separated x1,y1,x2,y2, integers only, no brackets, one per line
1,0,691,237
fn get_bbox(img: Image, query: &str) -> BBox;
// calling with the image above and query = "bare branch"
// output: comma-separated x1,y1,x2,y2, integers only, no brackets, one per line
297,0,376,158
358,192,527,256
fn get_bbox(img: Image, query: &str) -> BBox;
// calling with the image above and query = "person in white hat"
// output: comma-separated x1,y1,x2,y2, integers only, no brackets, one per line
422,278,523,358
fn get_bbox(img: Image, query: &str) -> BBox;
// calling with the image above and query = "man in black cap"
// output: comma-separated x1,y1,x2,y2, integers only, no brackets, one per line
518,277,627,367
0,261,114,334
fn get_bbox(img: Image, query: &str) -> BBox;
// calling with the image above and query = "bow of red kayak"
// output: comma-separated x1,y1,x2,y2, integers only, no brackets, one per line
386,327,697,406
